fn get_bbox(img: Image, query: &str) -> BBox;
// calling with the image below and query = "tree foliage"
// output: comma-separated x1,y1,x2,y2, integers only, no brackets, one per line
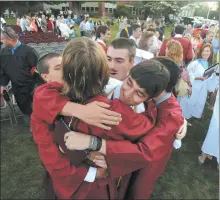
141,1,189,18
0,1,41,16
114,4,130,18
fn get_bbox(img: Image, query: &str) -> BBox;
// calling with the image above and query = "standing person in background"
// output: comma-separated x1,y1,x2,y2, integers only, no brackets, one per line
182,44,213,119
95,25,111,53
85,17,91,37
19,15,27,32
79,18,86,36
192,30,203,53
211,30,219,63
0,27,38,130
159,24,193,65
47,15,55,32
184,24,193,35
65,15,74,27
198,74,219,167
129,23,142,47
152,20,163,41
197,30,214,49
25,15,32,32
120,19,132,38
41,14,47,32
147,28,160,56
35,15,42,32
30,14,38,32
165,40,191,116
55,16,62,35
138,31,156,55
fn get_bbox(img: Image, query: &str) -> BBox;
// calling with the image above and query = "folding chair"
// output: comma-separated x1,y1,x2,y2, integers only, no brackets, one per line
27,43,38,47
33,46,43,53
7,86,26,122
44,47,55,52
53,50,63,55
39,43,49,48
47,42,58,48
0,90,17,126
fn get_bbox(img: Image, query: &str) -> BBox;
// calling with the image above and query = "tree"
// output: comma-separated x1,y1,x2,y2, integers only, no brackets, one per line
68,1,82,17
141,1,189,19
114,4,130,18
0,1,43,17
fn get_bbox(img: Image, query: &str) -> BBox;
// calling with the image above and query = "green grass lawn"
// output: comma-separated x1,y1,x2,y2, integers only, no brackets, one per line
2,18,218,199
1,107,218,199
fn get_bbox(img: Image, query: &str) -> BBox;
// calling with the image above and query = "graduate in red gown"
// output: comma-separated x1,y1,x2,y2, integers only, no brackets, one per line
159,25,193,64
64,57,185,199
31,52,123,199
32,38,170,199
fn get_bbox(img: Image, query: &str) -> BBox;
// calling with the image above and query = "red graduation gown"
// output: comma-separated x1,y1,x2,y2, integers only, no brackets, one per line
159,37,193,64
31,82,157,199
97,42,108,53
105,94,184,199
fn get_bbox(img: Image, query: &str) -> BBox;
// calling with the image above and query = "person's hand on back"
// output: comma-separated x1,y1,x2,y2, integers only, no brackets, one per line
78,101,122,130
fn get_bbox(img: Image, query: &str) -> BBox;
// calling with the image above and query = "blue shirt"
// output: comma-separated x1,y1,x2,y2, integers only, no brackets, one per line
8,41,22,54
212,39,219,55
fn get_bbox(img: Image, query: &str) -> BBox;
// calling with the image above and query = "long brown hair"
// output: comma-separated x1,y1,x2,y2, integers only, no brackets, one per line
61,37,109,103
166,40,183,65
138,31,155,51
196,43,213,62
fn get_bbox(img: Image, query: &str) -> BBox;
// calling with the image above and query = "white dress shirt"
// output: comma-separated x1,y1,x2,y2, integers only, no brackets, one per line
129,35,138,46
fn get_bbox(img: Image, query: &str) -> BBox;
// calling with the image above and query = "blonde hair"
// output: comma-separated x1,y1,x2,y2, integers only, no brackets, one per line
61,37,109,103
166,40,183,65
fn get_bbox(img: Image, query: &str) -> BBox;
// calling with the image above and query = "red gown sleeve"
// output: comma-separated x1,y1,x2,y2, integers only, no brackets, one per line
33,82,69,124
106,111,184,179
186,40,193,62
109,99,157,141
158,39,167,56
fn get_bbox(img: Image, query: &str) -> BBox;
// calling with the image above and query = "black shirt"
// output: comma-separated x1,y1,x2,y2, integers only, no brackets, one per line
0,43,38,115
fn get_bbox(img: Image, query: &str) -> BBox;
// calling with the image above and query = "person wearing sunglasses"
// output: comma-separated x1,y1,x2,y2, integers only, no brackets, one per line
0,26,38,130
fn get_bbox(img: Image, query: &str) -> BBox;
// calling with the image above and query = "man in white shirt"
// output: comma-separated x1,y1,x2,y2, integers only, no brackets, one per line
85,17,91,37
79,19,86,36
129,23,142,46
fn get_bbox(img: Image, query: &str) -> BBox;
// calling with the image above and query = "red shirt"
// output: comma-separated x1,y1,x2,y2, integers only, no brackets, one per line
31,81,157,199
105,94,184,199
97,42,108,53
159,37,193,64
47,19,54,31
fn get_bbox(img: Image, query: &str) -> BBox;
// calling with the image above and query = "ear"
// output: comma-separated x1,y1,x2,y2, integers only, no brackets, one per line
100,32,104,38
129,59,134,69
41,74,48,82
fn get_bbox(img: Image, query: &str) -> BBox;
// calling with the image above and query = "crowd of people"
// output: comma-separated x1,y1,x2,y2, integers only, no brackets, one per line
0,10,219,199
13,11,79,39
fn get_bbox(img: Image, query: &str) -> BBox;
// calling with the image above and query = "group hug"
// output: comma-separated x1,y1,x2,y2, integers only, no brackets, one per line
31,37,187,199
